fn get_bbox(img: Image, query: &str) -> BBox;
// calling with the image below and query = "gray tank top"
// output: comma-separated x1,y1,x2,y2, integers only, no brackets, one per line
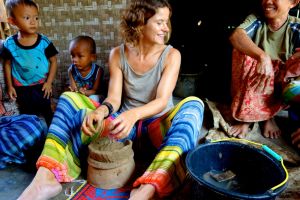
119,44,174,117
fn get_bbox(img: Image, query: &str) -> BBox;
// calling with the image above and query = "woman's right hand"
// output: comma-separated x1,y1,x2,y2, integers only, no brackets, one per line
81,109,105,136
257,54,273,76
249,53,273,93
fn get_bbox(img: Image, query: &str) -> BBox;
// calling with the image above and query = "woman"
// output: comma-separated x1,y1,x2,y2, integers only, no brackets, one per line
18,0,204,199
228,0,300,139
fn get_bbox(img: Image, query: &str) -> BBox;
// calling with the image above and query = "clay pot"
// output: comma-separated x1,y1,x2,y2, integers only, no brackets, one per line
87,138,135,189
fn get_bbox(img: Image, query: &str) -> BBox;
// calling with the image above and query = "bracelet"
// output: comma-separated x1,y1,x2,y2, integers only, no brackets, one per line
102,101,114,118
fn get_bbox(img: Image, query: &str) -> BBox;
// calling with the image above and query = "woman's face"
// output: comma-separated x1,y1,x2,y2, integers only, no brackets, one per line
261,0,297,20
141,7,170,45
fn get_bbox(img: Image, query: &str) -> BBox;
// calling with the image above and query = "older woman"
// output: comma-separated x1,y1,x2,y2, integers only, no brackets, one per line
18,0,205,199
228,0,300,139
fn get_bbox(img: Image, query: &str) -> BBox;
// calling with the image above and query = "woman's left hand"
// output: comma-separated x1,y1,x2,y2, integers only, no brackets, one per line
109,110,138,140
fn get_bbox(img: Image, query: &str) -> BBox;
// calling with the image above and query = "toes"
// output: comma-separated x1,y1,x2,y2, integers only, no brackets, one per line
238,132,245,139
232,131,240,137
228,127,238,136
274,130,281,138
228,126,237,136
264,132,270,138
269,131,274,139
227,127,233,136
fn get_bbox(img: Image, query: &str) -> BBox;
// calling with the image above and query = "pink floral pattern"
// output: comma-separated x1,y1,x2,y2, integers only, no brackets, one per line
231,49,286,122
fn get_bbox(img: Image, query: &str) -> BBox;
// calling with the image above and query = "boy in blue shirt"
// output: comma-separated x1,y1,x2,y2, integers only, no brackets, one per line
1,0,58,126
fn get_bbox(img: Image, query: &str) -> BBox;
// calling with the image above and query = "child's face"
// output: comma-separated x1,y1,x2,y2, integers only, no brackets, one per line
69,41,96,71
9,4,39,34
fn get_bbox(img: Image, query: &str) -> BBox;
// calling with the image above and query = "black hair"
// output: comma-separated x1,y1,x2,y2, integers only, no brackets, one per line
70,35,96,54
5,0,39,17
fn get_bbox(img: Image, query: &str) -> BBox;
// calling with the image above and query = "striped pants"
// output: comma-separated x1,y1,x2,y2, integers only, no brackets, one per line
36,92,204,197
0,114,47,169
283,79,300,127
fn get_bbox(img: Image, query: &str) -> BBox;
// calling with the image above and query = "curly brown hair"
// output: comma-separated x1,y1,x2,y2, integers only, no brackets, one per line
120,0,172,46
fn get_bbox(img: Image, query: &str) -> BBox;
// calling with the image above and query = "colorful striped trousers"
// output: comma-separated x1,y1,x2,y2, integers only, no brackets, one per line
36,92,204,197
283,79,300,127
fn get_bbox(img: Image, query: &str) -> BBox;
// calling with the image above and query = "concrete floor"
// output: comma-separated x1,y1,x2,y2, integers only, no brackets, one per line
0,163,92,200
0,166,34,200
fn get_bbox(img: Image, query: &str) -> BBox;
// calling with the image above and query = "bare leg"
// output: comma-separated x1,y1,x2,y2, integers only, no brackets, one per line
291,128,300,148
228,122,251,138
129,184,156,200
262,118,281,139
18,167,62,200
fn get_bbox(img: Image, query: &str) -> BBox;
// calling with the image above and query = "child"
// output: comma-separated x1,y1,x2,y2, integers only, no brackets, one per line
68,35,104,102
1,0,58,126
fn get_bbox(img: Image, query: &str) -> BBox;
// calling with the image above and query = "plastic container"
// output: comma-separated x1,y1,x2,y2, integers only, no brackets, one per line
186,141,288,200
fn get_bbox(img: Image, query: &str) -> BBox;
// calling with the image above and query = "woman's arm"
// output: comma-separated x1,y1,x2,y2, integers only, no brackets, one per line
109,47,181,139
230,27,273,92
230,28,266,61
104,47,124,111
81,46,123,136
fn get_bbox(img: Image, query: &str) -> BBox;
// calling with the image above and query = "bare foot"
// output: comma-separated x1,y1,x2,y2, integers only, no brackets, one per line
17,167,62,200
228,122,251,138
291,128,300,148
129,184,156,200
262,118,281,139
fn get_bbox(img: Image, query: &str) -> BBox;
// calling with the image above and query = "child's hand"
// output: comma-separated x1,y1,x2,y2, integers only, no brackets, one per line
42,82,53,99
8,86,17,101
79,87,87,96
69,86,78,92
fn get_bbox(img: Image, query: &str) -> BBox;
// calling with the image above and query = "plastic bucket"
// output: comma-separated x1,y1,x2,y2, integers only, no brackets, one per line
186,141,288,200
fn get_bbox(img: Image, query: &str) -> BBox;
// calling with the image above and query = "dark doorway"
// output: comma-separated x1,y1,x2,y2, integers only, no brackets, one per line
168,0,259,103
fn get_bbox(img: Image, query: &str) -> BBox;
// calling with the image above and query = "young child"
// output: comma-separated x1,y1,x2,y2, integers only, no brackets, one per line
68,35,104,102
1,0,58,126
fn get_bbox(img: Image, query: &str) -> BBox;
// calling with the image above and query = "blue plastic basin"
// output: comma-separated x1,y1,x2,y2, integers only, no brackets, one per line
186,141,288,200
